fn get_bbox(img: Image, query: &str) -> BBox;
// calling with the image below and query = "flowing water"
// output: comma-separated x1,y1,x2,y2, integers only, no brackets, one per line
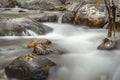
0,22,120,80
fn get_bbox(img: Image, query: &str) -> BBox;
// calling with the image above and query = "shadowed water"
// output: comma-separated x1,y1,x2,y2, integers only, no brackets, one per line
0,23,120,80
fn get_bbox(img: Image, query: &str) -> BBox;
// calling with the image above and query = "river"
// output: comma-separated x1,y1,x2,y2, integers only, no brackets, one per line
0,22,120,80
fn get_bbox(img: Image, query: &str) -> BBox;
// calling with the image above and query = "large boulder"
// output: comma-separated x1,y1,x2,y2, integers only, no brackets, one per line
5,55,56,80
75,4,107,27
0,18,52,36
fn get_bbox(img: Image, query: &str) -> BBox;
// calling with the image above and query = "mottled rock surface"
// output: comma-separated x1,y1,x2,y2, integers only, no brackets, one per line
75,4,107,27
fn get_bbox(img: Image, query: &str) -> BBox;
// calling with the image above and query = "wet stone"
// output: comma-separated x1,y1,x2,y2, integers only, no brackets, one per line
28,39,66,55
5,55,56,80
0,18,53,36
97,38,120,50
62,12,74,24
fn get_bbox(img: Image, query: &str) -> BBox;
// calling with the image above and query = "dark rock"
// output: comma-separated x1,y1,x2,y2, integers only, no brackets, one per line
25,67,49,80
0,18,53,36
5,55,56,80
75,4,107,27
62,12,74,23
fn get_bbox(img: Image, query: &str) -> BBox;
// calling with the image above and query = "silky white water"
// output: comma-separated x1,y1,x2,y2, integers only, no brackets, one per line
0,23,120,80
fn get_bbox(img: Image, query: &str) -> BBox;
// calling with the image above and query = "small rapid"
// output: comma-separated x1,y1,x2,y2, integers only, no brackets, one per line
0,23,120,80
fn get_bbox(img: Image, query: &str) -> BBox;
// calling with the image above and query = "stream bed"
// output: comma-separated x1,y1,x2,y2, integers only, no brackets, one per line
0,22,120,80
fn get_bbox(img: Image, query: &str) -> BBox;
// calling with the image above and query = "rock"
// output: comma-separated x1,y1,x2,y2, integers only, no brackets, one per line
97,38,117,50
0,18,53,36
21,0,70,11
25,67,49,80
32,14,58,23
75,4,107,27
0,0,21,8
28,39,66,55
22,1,55,10
61,12,74,24
28,39,52,48
5,55,56,80
67,2,82,14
